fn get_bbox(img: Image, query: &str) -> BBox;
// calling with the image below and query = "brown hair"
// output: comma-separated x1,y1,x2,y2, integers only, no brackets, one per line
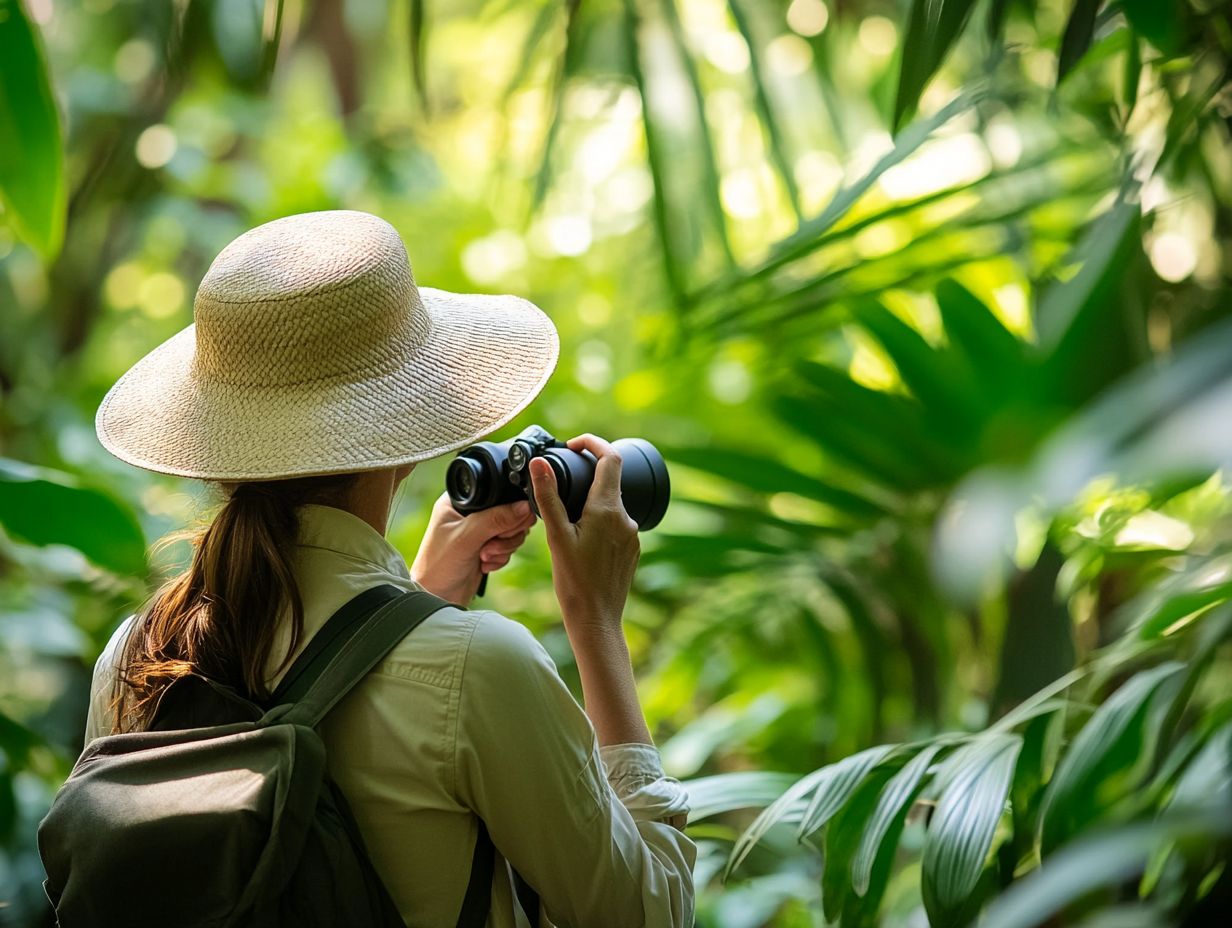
111,473,359,733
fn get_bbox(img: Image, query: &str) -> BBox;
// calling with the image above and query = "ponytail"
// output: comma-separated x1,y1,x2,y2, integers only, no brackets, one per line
112,474,357,733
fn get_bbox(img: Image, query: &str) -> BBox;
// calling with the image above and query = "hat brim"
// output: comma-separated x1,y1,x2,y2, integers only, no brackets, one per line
96,287,560,481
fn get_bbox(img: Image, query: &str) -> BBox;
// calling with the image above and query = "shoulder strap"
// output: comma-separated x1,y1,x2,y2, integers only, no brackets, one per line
266,585,453,729
262,584,497,928
268,584,405,706
456,821,494,928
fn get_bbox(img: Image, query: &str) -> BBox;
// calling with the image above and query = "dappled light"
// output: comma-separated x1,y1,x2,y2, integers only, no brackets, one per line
2,1,1231,926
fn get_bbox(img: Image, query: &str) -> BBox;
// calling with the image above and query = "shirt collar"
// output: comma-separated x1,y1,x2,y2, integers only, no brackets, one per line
295,503,411,578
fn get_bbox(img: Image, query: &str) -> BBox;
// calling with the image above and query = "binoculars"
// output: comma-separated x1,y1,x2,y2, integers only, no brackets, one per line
446,425,670,530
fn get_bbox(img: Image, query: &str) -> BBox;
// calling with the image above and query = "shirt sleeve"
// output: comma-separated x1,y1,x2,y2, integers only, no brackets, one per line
83,615,137,744
599,743,690,823
453,611,696,928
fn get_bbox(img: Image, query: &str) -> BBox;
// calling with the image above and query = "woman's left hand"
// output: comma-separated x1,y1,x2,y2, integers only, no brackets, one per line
410,492,537,606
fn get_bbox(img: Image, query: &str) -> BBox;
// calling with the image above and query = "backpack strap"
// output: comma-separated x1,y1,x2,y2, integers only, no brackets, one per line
262,583,497,928
266,583,405,707
266,585,452,729
456,820,495,928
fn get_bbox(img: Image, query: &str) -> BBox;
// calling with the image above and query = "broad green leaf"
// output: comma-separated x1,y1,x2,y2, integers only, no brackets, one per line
1158,63,1226,172
683,771,800,823
663,445,884,518
0,710,42,767
1,600,91,657
211,0,283,87
852,741,951,896
661,693,789,778
794,361,963,481
981,813,1232,928
1006,707,1064,867
1120,0,1183,57
1057,0,1103,83
1167,720,1232,812
0,768,15,841
795,744,898,839
821,759,907,924
1034,196,1142,406
0,458,147,576
725,766,832,879
773,395,920,491
1118,553,1232,639
893,0,979,129
993,696,1081,734
934,279,1028,404
852,301,986,443
1060,23,1131,78
922,733,1023,927
0,0,65,258
1039,661,1185,851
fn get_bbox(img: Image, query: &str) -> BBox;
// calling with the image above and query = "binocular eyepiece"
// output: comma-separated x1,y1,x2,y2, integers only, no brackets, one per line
446,425,669,530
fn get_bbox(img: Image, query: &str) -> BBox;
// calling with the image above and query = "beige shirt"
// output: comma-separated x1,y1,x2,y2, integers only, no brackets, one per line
85,503,696,928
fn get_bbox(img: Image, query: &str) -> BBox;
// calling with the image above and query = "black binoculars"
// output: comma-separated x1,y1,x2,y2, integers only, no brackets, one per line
446,425,669,530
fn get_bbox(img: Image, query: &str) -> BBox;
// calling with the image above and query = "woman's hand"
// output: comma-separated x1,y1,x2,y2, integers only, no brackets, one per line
529,433,651,747
528,434,640,636
410,492,536,606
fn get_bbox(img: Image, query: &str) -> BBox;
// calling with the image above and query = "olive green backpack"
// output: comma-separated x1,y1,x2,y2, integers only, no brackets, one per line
37,584,496,928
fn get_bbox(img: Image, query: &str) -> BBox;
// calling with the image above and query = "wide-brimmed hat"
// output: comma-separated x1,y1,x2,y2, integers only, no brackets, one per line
96,210,559,481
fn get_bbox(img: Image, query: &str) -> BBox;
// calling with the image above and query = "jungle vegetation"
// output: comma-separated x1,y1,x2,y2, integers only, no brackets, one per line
2,0,1231,926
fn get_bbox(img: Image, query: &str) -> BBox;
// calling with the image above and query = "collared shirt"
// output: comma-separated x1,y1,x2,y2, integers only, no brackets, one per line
85,503,696,928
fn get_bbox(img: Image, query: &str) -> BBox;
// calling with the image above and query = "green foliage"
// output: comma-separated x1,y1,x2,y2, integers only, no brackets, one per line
820,756,904,925
921,733,1021,927
1058,0,1103,83
723,602,1232,925
980,811,1232,928
0,0,64,257
684,771,801,823
852,741,950,897
1038,661,1184,852
1,0,1230,926
0,459,146,577
895,0,979,128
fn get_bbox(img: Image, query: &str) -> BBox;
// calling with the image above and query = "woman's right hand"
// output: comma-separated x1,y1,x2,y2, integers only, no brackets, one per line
528,433,640,636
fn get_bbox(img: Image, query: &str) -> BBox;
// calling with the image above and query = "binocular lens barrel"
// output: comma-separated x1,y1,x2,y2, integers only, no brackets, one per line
445,457,482,506
609,438,669,530
446,426,669,531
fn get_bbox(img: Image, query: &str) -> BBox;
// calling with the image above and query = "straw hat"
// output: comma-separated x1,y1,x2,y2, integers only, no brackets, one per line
96,210,559,481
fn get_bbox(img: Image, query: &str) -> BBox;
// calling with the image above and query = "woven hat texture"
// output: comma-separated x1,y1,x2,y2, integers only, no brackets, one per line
96,210,559,481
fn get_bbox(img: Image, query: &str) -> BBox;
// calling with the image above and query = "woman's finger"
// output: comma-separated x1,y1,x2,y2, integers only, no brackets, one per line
466,499,532,541
480,533,527,559
566,433,624,505
494,519,534,539
529,457,570,541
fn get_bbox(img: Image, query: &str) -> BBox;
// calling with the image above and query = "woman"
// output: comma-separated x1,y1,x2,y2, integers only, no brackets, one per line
84,210,696,927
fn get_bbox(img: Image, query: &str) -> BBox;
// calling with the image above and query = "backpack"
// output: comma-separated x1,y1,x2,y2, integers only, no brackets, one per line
37,583,497,928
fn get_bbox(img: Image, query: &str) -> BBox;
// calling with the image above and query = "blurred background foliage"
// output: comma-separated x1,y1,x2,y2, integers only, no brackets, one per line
2,0,1232,925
